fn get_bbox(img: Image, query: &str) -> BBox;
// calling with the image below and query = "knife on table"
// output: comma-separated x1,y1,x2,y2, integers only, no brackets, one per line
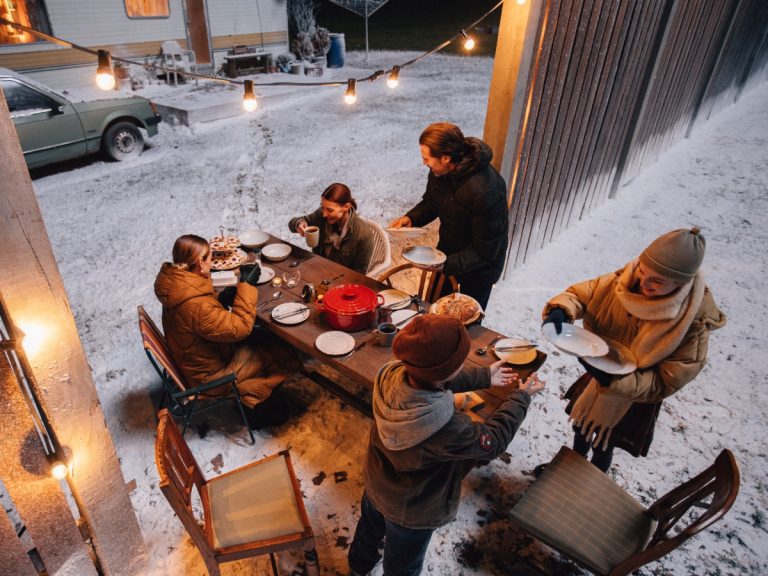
338,340,367,363
272,307,311,321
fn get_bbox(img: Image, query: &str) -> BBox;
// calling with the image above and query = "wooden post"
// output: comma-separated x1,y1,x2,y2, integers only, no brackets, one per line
483,0,543,184
0,89,146,575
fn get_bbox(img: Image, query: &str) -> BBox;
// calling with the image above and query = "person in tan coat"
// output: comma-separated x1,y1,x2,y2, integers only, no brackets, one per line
154,235,295,421
540,227,726,472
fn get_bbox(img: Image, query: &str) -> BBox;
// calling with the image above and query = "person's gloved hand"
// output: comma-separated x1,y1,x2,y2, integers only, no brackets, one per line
542,307,568,335
578,357,613,387
240,263,262,287
217,286,237,309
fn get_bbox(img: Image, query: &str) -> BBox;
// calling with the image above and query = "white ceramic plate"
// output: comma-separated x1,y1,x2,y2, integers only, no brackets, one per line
402,245,447,267
493,337,538,365
240,229,270,248
262,243,292,261
315,331,356,356
582,338,637,375
256,266,275,285
379,289,411,309
542,323,609,357
271,302,310,325
385,227,427,239
391,309,418,328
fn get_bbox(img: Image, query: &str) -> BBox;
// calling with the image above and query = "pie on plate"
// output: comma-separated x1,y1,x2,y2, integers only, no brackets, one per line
430,294,483,325
209,236,240,252
211,248,247,271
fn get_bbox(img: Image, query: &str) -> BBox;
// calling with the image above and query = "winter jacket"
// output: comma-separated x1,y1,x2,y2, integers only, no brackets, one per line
288,208,374,273
406,138,509,286
154,263,286,408
544,262,726,456
363,361,531,529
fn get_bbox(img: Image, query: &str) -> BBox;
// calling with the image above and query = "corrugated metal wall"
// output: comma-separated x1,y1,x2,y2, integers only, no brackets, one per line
504,0,768,270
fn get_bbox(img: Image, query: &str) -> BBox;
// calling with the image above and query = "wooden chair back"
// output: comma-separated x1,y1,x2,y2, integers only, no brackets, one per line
155,408,211,555
138,305,189,393
612,449,740,575
378,263,457,303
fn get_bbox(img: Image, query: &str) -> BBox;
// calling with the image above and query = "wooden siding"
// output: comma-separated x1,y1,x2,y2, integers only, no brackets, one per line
494,0,768,271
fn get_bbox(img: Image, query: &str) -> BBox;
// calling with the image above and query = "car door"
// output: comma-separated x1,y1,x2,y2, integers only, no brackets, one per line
1,78,87,168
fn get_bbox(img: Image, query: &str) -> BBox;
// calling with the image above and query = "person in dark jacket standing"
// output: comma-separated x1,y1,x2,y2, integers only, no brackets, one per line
389,122,509,309
347,314,545,576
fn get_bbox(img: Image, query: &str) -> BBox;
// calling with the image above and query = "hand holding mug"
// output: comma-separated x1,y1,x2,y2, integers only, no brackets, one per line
296,220,308,236
304,225,320,248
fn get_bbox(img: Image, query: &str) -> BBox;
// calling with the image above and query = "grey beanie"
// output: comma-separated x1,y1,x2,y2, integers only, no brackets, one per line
639,227,705,284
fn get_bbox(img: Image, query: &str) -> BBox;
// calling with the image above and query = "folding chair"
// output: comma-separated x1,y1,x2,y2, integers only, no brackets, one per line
155,410,320,576
510,446,740,575
365,218,392,278
137,305,254,444
377,263,457,304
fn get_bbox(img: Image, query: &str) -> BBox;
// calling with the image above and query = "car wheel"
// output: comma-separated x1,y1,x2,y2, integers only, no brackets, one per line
103,121,144,161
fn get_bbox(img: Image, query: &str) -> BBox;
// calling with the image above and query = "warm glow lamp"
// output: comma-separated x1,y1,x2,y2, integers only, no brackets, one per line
387,65,400,89
96,50,115,91
460,30,476,51
242,80,258,111
51,461,68,480
344,79,357,105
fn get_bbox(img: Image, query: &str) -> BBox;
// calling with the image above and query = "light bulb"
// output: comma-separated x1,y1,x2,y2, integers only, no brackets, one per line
387,65,400,89
344,79,357,105
242,80,257,111
96,50,115,91
464,36,476,51
517,0,527,4
51,462,68,480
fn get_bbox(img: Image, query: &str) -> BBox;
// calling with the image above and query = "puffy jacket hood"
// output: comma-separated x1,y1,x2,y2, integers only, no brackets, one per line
154,262,214,309
373,361,455,451
452,137,493,178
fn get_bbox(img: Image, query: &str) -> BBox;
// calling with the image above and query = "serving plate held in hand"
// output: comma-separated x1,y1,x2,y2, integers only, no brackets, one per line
541,322,609,357
402,245,446,267
582,338,637,375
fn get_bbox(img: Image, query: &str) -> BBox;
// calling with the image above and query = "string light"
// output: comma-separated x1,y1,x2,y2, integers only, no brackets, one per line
51,460,68,480
95,50,115,91
344,79,357,105
460,30,476,51
242,80,258,111
1,1,503,106
387,65,400,89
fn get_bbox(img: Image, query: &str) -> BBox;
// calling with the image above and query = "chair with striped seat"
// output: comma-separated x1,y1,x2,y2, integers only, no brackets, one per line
510,446,739,575
137,305,254,444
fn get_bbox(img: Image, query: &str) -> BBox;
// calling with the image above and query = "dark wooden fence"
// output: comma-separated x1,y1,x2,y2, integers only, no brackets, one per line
502,0,768,270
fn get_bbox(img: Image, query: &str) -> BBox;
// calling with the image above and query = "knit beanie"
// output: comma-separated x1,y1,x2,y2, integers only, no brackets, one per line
639,227,706,284
392,314,470,384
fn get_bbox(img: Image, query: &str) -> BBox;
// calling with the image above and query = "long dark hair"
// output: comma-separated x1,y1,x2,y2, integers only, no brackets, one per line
321,182,357,210
419,122,468,163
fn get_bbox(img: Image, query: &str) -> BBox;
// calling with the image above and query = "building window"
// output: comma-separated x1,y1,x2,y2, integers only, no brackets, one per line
125,0,169,18
1,0,52,45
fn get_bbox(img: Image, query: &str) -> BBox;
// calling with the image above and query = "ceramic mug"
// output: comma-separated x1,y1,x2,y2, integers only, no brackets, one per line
305,225,320,248
374,322,397,347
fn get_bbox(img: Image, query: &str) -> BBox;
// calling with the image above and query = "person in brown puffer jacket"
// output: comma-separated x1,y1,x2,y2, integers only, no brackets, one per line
154,234,296,419
540,227,726,473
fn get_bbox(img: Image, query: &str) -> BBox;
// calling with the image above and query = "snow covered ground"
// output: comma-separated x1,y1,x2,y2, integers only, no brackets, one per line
31,52,768,575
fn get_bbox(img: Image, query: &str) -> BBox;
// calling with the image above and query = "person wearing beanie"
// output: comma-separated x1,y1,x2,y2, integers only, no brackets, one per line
348,314,545,576
388,122,509,310
539,227,726,474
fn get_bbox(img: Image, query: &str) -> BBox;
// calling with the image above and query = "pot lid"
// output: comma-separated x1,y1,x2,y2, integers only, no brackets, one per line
324,283,378,314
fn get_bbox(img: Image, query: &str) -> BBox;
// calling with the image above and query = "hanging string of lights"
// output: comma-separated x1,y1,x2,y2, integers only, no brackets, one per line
0,0,512,111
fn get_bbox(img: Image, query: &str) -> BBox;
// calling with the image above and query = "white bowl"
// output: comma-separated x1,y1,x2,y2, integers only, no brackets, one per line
261,243,292,261
240,229,270,248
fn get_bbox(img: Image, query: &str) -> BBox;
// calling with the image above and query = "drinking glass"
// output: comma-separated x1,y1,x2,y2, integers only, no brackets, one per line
282,269,301,288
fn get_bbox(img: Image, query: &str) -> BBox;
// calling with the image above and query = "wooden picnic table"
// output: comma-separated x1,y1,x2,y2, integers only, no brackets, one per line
247,234,546,419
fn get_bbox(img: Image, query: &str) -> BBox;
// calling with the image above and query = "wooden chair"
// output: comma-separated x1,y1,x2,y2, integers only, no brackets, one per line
155,409,319,576
137,305,254,444
377,263,457,304
365,218,392,278
510,446,740,576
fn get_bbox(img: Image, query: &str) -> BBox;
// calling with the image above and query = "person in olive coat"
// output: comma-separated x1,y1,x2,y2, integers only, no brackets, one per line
389,122,509,309
289,182,374,274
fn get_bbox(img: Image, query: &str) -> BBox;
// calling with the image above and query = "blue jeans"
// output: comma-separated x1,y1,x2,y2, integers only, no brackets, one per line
348,493,434,576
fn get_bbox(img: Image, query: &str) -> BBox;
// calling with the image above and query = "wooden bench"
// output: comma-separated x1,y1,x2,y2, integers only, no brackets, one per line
223,50,273,77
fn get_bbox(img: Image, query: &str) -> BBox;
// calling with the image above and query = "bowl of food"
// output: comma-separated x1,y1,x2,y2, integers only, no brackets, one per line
430,293,483,325
261,243,292,261
240,229,270,249
493,337,537,365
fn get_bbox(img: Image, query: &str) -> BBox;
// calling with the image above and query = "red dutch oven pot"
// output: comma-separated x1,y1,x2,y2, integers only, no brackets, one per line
322,283,384,332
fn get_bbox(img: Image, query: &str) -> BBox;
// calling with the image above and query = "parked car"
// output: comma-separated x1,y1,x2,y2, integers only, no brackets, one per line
0,67,161,169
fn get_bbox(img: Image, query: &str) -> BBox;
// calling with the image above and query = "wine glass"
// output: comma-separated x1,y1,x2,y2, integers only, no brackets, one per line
282,269,301,288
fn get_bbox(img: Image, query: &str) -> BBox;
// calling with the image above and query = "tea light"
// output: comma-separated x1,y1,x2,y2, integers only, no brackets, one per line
271,277,283,287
